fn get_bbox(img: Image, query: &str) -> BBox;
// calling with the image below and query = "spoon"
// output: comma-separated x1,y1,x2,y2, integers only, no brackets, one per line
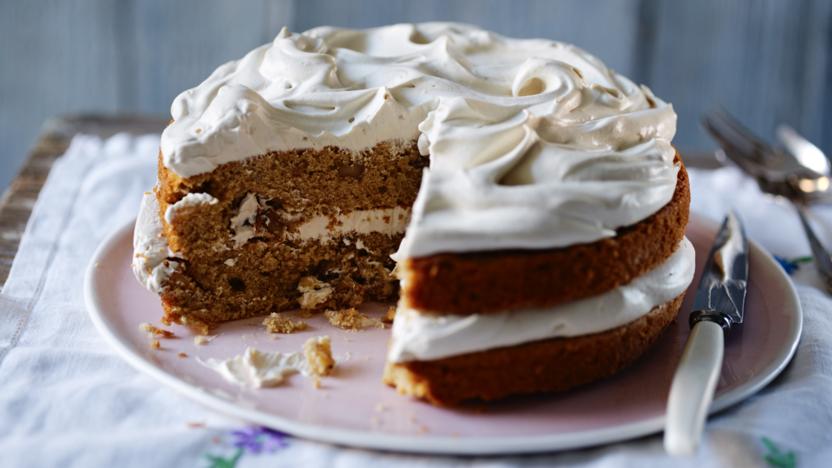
703,112,832,290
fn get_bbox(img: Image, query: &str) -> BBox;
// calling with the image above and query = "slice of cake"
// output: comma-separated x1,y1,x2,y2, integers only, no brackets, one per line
133,22,694,405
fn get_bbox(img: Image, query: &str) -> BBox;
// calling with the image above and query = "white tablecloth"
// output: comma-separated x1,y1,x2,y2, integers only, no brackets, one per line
1,134,830,467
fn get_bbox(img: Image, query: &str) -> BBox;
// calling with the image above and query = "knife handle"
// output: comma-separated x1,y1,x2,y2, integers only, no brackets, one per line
664,319,724,456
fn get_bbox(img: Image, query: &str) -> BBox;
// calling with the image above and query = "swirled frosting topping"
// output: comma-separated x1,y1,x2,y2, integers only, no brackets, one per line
162,23,678,256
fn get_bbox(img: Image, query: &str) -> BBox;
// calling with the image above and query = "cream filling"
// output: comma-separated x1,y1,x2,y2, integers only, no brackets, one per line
292,206,410,241
388,237,695,363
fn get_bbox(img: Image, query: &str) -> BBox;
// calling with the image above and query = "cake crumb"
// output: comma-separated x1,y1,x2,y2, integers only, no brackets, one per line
139,322,176,339
303,336,335,377
262,313,308,334
150,339,161,350
180,316,211,336
374,403,389,412
325,308,384,331
187,421,206,429
297,276,333,309
177,352,189,359
382,306,396,324
193,335,216,346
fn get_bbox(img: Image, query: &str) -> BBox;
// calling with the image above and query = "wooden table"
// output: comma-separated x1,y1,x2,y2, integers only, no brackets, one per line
0,114,719,289
0,114,167,289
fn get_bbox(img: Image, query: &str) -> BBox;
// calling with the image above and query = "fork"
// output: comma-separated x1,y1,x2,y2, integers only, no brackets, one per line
703,110,832,291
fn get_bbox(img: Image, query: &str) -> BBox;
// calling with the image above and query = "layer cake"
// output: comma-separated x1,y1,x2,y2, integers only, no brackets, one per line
133,22,694,405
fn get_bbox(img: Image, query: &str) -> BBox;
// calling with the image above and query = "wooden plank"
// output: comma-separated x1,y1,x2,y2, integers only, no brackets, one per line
127,0,294,114
799,0,832,152
0,0,122,193
2,0,828,209
0,127,69,289
0,115,167,289
647,0,831,154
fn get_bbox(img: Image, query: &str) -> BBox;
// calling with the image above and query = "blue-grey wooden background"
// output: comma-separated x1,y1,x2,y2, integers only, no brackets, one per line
1,0,830,191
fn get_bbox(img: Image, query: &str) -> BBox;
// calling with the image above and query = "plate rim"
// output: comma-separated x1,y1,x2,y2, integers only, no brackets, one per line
84,213,803,455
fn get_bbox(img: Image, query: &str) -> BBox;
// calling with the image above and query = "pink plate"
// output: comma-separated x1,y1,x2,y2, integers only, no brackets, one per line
84,213,802,454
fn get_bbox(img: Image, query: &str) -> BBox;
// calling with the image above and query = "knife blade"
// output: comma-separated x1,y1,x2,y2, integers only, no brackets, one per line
664,212,749,455
691,213,749,327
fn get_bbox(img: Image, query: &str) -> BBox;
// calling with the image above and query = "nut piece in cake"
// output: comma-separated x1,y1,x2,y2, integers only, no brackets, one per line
262,313,308,334
325,308,384,331
303,336,335,377
297,276,333,309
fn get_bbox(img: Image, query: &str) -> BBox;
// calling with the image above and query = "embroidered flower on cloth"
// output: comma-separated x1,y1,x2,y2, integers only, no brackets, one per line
761,437,796,468
230,426,289,454
205,426,290,468
774,255,813,275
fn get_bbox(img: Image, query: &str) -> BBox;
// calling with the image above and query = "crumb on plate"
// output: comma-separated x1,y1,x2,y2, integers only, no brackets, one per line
383,306,396,324
303,336,335,377
262,312,308,334
179,316,211,336
324,308,384,331
193,335,216,346
139,322,176,339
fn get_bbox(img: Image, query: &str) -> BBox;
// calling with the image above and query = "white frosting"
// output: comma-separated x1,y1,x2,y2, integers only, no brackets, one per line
388,237,695,362
164,192,219,223
132,192,180,293
160,22,678,257
198,347,309,388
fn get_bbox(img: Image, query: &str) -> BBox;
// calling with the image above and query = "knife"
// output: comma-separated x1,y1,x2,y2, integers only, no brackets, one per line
664,212,749,455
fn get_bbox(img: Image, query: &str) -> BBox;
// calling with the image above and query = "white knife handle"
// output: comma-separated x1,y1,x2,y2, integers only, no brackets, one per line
664,320,724,456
